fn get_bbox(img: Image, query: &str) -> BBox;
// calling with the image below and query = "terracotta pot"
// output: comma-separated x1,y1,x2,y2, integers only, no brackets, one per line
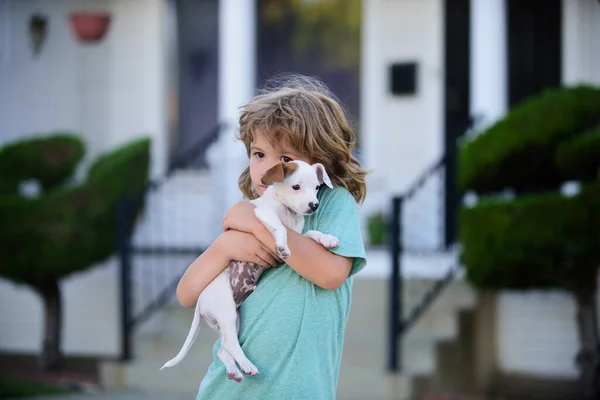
69,12,111,43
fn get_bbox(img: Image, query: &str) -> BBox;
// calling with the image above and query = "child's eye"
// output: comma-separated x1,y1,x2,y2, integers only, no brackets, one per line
292,185,300,190
281,156,293,163
254,152,265,158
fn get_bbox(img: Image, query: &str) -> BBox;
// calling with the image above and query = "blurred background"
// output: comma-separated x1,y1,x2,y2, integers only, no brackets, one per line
0,0,599,399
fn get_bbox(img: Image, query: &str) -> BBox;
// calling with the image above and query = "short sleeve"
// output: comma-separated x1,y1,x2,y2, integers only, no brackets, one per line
312,187,367,277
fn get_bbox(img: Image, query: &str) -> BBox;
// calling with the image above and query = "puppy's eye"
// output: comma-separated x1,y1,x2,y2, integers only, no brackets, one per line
292,185,300,191
316,185,320,190
282,156,293,163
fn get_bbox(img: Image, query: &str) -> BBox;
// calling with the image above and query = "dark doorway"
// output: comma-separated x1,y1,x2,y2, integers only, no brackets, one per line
507,0,562,107
172,0,220,169
255,0,361,145
443,0,471,246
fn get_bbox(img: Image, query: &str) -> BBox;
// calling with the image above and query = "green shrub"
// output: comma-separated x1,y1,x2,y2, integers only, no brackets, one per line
555,128,600,181
0,135,151,370
0,377,72,398
367,212,388,246
458,85,600,195
458,84,600,398
0,133,85,195
0,137,150,288
459,183,600,291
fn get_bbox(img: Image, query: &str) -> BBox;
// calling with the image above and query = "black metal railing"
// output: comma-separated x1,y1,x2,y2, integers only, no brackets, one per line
387,154,461,372
117,123,226,361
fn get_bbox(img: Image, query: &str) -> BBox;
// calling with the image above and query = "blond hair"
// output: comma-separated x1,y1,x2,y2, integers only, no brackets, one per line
237,75,368,204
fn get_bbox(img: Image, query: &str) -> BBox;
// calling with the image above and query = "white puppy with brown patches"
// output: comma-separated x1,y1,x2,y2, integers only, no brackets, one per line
160,160,339,382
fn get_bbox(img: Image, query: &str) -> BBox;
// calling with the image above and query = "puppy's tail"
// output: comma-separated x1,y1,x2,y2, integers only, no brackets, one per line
159,303,203,370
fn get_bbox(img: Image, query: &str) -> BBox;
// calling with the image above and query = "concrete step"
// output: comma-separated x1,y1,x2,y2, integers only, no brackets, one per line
143,278,474,372
135,321,218,366
403,278,475,312
337,365,412,400
101,362,413,400
101,358,205,396
101,276,476,399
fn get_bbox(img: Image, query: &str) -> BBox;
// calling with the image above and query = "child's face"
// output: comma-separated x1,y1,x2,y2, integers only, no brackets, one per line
249,134,310,197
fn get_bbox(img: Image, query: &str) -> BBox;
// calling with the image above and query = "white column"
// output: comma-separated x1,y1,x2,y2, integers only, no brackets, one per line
562,0,600,87
207,0,256,237
469,0,507,134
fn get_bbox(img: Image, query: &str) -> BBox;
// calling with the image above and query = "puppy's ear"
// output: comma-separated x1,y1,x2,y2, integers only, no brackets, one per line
314,163,333,188
282,162,298,178
261,163,285,186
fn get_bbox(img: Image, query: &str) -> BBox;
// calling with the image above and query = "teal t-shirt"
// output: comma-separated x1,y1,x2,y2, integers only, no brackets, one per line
196,186,367,400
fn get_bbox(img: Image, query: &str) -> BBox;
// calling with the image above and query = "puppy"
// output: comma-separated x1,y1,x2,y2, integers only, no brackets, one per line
160,160,340,382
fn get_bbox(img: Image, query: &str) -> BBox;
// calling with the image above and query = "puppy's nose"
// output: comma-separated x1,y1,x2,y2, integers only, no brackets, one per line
309,202,319,211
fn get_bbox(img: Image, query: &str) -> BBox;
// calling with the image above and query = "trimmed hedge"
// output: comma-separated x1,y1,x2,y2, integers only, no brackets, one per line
555,128,600,181
459,183,600,291
458,85,600,195
0,137,150,290
0,133,85,195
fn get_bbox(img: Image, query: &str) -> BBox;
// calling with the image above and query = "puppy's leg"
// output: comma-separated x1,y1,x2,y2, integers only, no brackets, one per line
214,296,258,376
304,230,340,249
254,207,290,259
218,347,243,383
217,312,259,377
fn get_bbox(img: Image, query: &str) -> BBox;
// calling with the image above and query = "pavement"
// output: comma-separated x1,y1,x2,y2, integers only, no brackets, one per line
13,391,197,400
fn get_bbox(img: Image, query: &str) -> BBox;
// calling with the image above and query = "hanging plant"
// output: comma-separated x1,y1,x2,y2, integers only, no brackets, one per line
69,12,111,43
29,13,48,57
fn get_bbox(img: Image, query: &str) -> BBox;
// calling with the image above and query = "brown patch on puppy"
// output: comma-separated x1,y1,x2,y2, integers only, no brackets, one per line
283,162,298,177
261,163,299,185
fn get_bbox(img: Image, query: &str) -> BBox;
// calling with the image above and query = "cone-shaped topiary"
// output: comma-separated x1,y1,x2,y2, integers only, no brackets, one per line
0,133,85,195
0,134,151,371
458,85,600,399
458,85,600,195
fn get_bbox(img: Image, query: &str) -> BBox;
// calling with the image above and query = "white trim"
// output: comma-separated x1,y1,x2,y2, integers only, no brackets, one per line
469,0,507,132
356,248,459,280
209,0,257,237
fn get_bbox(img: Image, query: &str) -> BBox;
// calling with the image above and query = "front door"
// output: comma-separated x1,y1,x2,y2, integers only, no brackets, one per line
171,0,220,169
443,0,471,246
507,0,562,107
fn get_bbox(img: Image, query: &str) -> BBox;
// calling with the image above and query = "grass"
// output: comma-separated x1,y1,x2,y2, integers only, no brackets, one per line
0,377,73,399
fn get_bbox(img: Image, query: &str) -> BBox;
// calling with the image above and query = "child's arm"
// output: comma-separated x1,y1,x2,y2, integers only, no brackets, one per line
222,201,354,290
176,230,281,307
255,226,352,290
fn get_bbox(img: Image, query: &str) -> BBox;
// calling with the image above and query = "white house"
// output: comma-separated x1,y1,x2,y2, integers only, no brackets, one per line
0,0,599,398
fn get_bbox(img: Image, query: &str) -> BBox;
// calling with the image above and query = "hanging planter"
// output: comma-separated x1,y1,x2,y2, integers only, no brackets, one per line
69,12,111,43
29,13,48,57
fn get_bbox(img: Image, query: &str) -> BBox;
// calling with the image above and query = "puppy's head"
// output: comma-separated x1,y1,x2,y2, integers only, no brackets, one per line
261,160,333,215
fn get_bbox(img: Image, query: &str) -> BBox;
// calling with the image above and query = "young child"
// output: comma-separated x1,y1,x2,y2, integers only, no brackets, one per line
176,75,368,399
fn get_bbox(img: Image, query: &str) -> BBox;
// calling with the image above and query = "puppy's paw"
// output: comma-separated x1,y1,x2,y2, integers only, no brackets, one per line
276,244,291,259
239,360,259,377
227,370,244,383
316,234,340,249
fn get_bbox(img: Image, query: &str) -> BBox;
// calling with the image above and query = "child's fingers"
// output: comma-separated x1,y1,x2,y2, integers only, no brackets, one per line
260,246,280,267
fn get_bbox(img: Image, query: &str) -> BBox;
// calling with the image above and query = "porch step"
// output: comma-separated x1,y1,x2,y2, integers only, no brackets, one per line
101,276,476,399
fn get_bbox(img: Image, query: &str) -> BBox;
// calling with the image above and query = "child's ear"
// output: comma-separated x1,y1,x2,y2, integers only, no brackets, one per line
261,163,285,185
314,163,333,188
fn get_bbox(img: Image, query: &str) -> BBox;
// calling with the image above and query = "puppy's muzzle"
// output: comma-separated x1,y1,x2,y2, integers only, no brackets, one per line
308,202,319,212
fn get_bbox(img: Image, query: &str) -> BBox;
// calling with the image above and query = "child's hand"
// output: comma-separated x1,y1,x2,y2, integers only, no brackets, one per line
217,230,281,268
222,201,262,235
